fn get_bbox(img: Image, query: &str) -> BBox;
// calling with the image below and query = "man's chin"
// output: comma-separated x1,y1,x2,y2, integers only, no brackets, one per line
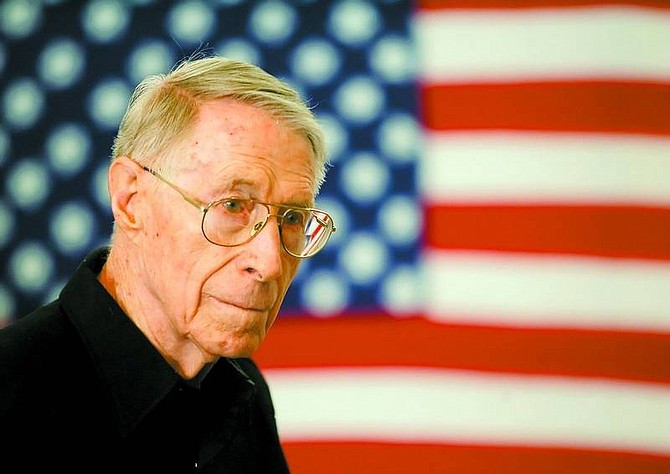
206,333,264,359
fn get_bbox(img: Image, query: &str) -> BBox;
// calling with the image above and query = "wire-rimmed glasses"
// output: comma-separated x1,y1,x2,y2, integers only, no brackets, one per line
138,163,336,258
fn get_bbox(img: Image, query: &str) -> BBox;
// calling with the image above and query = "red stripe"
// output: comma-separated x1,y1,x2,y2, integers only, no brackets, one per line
256,316,670,385
283,442,670,474
420,82,670,136
418,0,670,9
424,205,670,261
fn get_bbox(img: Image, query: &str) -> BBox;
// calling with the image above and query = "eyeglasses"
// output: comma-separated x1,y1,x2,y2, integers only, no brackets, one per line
138,163,336,258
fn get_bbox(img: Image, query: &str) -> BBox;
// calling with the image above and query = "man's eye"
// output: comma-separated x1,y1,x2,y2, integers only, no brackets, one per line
284,209,306,226
222,199,247,213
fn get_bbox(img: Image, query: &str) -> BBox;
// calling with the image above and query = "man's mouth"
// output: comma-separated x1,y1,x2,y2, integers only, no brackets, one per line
209,294,269,312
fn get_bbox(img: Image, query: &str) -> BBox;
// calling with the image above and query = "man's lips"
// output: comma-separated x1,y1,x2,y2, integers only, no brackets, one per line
208,294,270,312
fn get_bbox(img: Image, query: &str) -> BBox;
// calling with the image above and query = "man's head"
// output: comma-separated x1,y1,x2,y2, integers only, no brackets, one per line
112,55,328,190
103,55,333,368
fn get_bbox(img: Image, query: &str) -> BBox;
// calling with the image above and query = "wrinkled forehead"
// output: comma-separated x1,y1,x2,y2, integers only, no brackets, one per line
166,99,316,178
172,139,317,207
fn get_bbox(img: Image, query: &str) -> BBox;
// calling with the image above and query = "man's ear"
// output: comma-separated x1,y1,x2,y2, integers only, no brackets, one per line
108,156,143,234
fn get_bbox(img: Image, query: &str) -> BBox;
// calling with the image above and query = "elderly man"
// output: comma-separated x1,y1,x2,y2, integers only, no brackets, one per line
0,55,335,472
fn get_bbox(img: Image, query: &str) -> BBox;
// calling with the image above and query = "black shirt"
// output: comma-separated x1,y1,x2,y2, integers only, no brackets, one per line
0,247,290,473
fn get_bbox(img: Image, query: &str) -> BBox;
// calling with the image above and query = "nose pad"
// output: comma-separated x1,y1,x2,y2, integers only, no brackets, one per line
250,220,266,237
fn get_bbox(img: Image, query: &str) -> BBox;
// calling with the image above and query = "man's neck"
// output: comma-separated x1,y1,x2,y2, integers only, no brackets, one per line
98,245,215,379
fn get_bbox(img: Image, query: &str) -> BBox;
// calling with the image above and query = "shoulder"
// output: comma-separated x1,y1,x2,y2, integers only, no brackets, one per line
0,301,84,404
0,301,73,356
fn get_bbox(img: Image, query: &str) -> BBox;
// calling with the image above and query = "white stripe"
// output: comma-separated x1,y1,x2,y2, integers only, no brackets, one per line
424,250,670,332
267,367,670,455
420,131,670,205
415,6,670,83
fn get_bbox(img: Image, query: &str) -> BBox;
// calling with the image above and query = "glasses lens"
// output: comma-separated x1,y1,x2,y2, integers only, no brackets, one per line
202,199,334,257
202,198,262,246
281,209,334,257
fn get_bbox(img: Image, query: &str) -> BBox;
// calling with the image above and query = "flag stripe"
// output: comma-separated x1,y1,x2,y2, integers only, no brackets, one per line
283,442,670,474
421,82,670,135
256,317,670,384
416,4,670,83
425,205,670,261
266,368,670,455
421,132,670,205
419,1,670,9
424,251,670,331
411,1,670,470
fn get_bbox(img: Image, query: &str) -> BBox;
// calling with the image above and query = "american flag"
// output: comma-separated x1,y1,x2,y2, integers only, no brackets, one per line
1,1,669,473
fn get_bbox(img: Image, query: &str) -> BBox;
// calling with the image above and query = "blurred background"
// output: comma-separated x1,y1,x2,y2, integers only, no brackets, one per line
1,0,669,472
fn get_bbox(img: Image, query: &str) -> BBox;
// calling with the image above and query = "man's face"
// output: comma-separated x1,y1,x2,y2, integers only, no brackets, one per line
138,98,316,359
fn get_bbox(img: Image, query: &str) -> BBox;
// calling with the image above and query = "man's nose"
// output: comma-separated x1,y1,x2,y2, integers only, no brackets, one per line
245,216,284,281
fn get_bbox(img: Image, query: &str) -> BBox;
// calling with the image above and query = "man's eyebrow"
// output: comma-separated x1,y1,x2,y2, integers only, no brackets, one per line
226,178,255,189
217,178,314,208
279,200,314,209
211,177,254,195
